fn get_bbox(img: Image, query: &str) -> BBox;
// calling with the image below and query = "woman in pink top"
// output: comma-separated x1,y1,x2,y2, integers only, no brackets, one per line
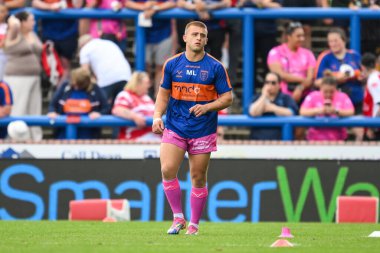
300,75,354,141
267,21,316,104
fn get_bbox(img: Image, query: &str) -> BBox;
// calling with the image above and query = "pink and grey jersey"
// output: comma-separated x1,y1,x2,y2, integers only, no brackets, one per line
301,90,354,141
267,43,316,95
160,52,232,139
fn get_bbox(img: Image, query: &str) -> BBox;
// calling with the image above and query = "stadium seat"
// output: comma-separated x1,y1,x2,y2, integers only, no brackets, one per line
69,199,130,221
336,196,378,223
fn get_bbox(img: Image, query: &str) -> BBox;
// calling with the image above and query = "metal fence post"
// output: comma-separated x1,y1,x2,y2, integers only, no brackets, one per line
243,14,254,114
350,13,361,53
65,125,78,140
282,123,293,141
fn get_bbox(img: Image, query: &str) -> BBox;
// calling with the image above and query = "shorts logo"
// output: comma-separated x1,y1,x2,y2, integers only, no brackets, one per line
200,70,209,81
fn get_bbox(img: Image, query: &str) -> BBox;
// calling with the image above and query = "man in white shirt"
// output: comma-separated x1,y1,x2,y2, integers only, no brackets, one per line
78,34,132,106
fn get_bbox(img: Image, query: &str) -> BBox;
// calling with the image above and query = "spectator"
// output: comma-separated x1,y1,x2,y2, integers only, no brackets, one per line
249,72,298,140
361,52,380,140
236,0,282,84
0,80,12,139
82,0,128,52
32,0,81,86
300,74,354,141
281,0,322,49
267,21,316,104
324,0,380,55
78,34,132,107
0,4,8,80
178,0,231,61
112,71,161,141
315,28,363,140
125,0,176,97
47,67,109,139
4,12,43,141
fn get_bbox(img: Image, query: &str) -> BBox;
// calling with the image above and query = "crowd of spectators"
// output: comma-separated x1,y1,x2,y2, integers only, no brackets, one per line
0,0,380,142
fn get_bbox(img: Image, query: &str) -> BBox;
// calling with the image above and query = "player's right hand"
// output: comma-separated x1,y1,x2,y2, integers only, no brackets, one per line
152,118,164,134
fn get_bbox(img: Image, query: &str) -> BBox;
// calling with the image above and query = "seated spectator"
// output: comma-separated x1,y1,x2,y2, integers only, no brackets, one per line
267,21,316,105
47,67,109,139
4,12,43,141
315,27,363,140
249,72,298,140
300,74,354,141
78,34,132,107
361,52,380,140
0,80,12,139
112,71,161,141
83,0,128,52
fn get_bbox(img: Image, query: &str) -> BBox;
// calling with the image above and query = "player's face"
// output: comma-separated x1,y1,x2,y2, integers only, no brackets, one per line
328,33,345,54
183,25,208,53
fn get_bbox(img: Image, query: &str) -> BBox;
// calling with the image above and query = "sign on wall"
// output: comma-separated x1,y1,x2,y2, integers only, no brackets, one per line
1,159,379,222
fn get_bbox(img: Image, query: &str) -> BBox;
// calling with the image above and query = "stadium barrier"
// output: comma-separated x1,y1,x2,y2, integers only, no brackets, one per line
20,7,380,114
1,115,380,140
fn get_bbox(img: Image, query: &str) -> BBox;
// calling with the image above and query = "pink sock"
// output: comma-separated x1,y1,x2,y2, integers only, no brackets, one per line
163,178,183,215
190,186,208,225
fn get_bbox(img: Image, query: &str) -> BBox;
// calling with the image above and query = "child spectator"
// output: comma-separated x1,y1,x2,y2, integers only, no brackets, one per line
47,67,109,139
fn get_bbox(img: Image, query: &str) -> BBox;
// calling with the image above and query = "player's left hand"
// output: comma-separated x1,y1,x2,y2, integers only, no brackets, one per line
189,104,209,117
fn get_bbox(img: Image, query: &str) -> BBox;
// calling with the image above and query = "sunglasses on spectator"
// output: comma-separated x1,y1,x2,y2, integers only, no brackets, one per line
264,80,278,85
286,22,302,34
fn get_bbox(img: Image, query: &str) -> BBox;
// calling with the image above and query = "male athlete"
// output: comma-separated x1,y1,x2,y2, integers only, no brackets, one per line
152,21,233,235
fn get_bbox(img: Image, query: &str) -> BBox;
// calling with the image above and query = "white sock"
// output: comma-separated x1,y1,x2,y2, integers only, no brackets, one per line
173,213,184,219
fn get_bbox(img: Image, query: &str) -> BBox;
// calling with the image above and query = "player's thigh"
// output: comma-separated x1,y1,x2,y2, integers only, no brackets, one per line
188,153,211,179
160,142,186,173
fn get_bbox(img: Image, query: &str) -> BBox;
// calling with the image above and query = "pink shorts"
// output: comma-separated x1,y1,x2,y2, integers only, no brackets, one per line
162,128,217,155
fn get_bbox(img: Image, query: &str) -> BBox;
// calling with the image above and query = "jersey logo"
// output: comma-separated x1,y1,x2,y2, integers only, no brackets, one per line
186,70,197,76
200,70,209,81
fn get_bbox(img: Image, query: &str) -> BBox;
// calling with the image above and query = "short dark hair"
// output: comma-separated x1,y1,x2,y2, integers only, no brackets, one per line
284,21,303,35
361,52,377,69
14,11,30,22
266,72,282,83
322,71,338,86
328,27,347,43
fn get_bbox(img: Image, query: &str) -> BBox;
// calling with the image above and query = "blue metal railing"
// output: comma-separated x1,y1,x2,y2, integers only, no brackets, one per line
1,115,380,140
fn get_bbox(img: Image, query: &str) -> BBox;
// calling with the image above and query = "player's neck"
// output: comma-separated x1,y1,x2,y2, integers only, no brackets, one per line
185,50,205,62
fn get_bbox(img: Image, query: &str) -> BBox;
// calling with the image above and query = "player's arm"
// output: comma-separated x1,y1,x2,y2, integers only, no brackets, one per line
152,87,171,134
189,91,233,117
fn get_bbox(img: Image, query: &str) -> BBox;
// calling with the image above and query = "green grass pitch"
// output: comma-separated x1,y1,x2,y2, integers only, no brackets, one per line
1,221,380,253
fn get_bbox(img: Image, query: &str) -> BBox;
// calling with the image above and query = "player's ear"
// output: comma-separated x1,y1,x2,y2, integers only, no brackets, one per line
183,34,187,43
205,37,208,45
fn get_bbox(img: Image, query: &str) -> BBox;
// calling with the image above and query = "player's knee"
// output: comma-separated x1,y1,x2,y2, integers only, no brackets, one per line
161,164,177,180
191,173,207,187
